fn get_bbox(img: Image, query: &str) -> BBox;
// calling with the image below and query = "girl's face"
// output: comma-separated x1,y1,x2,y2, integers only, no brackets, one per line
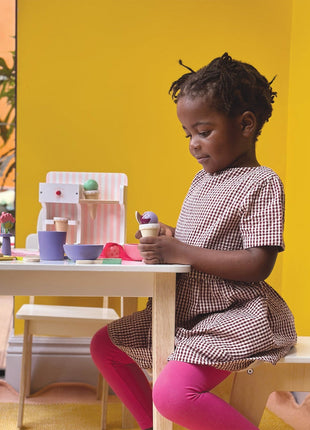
176,96,258,174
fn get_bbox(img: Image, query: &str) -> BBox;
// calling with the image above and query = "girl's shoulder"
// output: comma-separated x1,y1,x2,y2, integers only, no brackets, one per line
239,166,283,188
190,166,284,199
243,165,282,180
193,166,282,185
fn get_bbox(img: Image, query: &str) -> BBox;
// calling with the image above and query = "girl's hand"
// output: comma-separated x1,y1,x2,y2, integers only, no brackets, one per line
135,222,175,240
158,223,175,237
138,235,185,264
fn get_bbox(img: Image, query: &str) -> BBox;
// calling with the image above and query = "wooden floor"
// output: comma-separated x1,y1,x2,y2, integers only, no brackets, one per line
0,296,13,369
0,381,304,430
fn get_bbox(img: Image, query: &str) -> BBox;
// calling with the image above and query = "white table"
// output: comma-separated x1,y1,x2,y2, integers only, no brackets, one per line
0,259,191,430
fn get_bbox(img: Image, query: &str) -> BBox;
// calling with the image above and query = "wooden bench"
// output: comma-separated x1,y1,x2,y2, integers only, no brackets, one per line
230,336,310,426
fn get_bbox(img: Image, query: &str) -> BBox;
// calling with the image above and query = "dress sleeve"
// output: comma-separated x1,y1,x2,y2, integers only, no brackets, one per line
240,176,285,251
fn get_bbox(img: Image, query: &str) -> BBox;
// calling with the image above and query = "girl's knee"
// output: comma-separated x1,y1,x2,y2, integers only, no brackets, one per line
153,365,191,421
153,376,180,420
90,326,109,361
90,325,134,366
153,361,226,422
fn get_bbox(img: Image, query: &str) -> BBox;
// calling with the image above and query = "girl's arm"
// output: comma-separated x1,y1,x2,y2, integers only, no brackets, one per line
138,236,278,282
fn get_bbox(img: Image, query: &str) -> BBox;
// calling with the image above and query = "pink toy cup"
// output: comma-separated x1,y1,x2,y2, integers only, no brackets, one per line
38,231,67,261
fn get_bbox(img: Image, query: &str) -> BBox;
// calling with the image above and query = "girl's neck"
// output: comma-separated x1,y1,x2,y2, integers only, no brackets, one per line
229,151,260,169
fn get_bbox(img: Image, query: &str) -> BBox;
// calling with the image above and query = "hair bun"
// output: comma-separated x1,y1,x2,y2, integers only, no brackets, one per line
219,52,233,69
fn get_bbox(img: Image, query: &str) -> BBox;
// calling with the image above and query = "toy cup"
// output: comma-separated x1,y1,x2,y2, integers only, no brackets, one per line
38,231,67,260
53,217,69,232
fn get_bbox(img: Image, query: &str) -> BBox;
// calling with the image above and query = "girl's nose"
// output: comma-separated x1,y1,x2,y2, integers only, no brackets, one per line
190,136,201,149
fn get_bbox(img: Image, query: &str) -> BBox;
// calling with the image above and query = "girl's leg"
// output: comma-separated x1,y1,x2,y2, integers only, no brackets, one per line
90,326,153,430
153,361,258,430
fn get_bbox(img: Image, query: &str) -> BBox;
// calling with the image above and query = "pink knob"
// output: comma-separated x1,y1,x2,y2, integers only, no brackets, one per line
56,190,61,196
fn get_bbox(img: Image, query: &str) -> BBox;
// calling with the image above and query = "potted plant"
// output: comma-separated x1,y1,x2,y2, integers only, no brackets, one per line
0,211,15,255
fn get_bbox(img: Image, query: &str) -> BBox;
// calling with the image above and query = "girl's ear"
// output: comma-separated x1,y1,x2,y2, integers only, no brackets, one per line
240,111,257,137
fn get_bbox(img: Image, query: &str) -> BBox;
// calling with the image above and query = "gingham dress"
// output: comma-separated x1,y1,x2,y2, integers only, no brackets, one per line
108,166,297,371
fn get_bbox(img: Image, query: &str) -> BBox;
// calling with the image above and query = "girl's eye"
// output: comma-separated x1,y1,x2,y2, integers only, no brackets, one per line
184,130,211,139
199,131,211,137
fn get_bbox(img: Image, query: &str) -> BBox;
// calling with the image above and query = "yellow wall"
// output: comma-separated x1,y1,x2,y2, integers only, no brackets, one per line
282,0,310,335
16,0,291,247
15,1,294,330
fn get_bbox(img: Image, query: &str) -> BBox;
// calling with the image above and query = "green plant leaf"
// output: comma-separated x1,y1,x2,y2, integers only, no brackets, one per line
0,58,11,75
0,146,14,158
4,106,14,123
0,158,15,189
0,151,14,175
0,50,15,188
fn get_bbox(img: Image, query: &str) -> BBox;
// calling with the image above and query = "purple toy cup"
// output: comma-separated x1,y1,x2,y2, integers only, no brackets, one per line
38,231,67,261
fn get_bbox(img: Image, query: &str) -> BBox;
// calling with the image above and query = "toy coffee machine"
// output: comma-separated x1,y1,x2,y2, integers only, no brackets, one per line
39,172,127,245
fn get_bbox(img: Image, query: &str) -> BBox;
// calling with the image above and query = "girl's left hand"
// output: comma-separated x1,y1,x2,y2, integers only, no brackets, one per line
138,235,186,264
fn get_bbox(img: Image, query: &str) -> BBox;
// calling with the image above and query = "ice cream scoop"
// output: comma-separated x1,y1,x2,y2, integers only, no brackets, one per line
83,179,99,191
140,211,159,224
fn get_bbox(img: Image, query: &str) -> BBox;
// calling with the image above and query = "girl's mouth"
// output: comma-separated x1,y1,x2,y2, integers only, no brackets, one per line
197,156,210,163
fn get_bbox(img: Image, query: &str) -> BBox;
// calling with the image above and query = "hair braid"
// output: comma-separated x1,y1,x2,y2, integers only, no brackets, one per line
169,60,196,101
169,52,277,140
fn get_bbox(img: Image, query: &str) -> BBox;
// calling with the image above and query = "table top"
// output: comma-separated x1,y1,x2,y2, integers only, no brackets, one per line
0,259,191,273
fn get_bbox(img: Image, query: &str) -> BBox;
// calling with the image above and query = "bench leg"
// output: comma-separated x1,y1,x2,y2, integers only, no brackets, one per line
25,333,33,397
230,362,310,426
18,321,31,429
230,366,270,426
100,376,109,430
122,404,137,429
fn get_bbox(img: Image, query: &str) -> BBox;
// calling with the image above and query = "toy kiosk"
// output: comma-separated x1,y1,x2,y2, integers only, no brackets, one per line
38,171,127,245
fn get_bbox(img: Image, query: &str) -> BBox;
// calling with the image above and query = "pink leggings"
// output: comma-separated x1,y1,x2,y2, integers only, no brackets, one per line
90,326,258,430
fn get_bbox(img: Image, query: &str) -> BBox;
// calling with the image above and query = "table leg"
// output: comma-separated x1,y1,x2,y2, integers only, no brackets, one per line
122,297,138,428
152,272,176,430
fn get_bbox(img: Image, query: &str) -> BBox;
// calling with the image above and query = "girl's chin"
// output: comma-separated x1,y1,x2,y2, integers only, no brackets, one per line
200,162,216,174
202,164,223,175
198,158,214,173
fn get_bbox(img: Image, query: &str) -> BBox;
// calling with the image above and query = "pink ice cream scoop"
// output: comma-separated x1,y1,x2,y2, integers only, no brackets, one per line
140,211,158,224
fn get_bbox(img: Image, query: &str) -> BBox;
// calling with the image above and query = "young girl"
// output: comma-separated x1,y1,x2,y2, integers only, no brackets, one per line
91,53,297,430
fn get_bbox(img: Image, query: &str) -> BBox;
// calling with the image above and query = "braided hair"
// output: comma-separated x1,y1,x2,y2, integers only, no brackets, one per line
169,53,277,139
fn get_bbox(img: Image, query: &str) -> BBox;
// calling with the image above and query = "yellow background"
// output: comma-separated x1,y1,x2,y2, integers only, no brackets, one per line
14,0,309,335
282,0,310,335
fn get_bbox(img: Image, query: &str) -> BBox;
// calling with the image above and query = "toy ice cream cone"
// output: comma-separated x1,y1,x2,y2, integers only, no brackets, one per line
139,223,160,237
89,204,98,220
138,211,160,237
83,179,99,199
83,191,99,219
53,217,69,232
83,190,99,200
83,179,100,220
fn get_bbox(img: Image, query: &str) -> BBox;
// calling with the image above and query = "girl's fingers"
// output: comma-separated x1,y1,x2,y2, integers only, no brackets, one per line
135,230,142,239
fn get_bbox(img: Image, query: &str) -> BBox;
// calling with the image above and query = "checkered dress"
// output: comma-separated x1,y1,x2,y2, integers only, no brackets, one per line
108,166,297,371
